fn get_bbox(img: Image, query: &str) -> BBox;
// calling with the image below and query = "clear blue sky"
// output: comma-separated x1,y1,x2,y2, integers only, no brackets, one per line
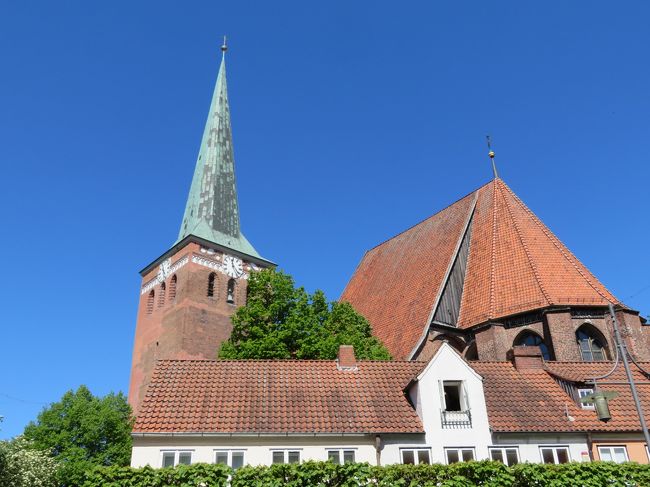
1,1,649,439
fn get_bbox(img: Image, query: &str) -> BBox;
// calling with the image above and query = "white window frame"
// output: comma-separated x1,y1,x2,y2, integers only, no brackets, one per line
160,450,193,468
488,446,520,466
441,380,468,411
444,447,476,464
326,448,356,464
539,446,571,464
578,388,595,409
597,445,629,463
400,448,432,465
271,449,301,464
214,449,246,469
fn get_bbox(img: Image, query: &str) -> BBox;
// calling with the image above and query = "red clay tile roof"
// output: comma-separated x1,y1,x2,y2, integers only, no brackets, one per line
134,359,425,434
473,360,650,433
341,178,619,359
340,190,476,360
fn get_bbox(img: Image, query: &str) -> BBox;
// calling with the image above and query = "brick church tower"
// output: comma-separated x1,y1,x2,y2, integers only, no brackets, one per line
128,45,273,412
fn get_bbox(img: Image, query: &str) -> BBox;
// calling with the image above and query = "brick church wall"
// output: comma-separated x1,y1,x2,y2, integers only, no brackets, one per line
128,241,255,413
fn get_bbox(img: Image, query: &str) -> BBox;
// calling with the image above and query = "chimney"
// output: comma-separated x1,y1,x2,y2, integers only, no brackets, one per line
337,345,357,371
510,346,544,372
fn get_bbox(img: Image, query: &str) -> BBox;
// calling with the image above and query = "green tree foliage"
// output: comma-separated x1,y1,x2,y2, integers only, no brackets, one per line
219,268,391,360
83,461,650,487
23,385,133,486
0,436,59,487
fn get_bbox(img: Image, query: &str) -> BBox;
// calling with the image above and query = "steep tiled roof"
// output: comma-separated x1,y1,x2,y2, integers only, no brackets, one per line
134,359,425,434
341,178,619,359
340,190,476,360
473,361,650,433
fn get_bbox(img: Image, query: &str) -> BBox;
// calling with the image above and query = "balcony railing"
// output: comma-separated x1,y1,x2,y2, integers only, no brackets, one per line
441,409,472,429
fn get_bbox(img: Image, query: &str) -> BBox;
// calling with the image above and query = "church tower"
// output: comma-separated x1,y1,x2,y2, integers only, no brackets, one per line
128,44,274,412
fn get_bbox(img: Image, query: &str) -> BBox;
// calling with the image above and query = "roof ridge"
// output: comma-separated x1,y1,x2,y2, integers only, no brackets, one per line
362,179,494,255
497,180,552,306
489,180,498,320
499,180,617,304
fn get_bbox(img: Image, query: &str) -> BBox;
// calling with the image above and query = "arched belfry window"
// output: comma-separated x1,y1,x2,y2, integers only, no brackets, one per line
576,325,608,361
147,290,155,314
169,275,177,301
514,331,551,360
226,279,235,304
159,282,166,307
207,273,216,298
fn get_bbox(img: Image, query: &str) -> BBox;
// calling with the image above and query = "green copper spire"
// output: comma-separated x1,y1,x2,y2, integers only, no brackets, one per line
177,43,261,259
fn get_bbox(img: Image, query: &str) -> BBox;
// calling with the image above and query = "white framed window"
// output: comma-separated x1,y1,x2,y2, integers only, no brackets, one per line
161,450,192,468
540,446,570,464
400,448,431,465
489,447,519,466
442,381,466,411
215,450,245,469
598,446,629,463
578,388,595,409
271,450,301,464
327,449,356,464
445,447,475,464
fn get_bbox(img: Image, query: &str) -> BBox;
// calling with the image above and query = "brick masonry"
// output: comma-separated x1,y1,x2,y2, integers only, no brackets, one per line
128,241,260,413
417,306,650,364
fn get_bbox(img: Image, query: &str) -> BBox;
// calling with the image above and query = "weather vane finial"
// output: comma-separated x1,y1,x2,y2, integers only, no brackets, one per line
221,35,228,57
486,135,498,179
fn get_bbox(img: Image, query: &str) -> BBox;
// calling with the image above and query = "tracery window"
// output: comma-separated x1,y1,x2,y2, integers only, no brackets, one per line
576,326,607,361
513,331,550,360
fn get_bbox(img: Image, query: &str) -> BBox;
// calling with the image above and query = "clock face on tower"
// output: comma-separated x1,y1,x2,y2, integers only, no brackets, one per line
222,254,244,278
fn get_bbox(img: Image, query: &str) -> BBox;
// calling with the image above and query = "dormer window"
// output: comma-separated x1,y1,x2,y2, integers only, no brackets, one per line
578,388,595,409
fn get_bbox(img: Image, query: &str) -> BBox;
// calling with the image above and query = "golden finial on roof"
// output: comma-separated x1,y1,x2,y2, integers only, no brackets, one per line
486,135,498,179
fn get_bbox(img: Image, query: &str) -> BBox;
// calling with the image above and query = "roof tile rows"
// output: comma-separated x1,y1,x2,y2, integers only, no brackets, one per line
474,360,650,433
341,178,618,359
134,359,425,434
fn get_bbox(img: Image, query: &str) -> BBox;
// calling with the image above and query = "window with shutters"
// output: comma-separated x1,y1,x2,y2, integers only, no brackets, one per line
147,290,155,314
158,282,166,307
227,278,235,304
207,273,216,297
169,275,177,301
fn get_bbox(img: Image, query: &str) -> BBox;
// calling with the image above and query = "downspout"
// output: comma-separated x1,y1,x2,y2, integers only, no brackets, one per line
375,435,383,466
586,432,595,461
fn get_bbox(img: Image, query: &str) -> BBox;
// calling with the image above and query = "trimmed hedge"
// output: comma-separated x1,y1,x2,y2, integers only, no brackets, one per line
82,460,650,487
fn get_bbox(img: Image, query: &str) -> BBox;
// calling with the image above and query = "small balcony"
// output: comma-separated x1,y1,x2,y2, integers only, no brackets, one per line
441,409,472,429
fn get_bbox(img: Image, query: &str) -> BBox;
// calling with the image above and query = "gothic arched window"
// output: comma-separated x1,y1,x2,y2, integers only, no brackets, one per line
207,273,216,297
147,290,155,314
159,282,166,307
576,325,608,361
169,275,177,301
227,279,235,304
513,331,550,360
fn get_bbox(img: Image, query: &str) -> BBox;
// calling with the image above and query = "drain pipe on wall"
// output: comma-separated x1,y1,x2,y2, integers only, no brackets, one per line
375,435,383,466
